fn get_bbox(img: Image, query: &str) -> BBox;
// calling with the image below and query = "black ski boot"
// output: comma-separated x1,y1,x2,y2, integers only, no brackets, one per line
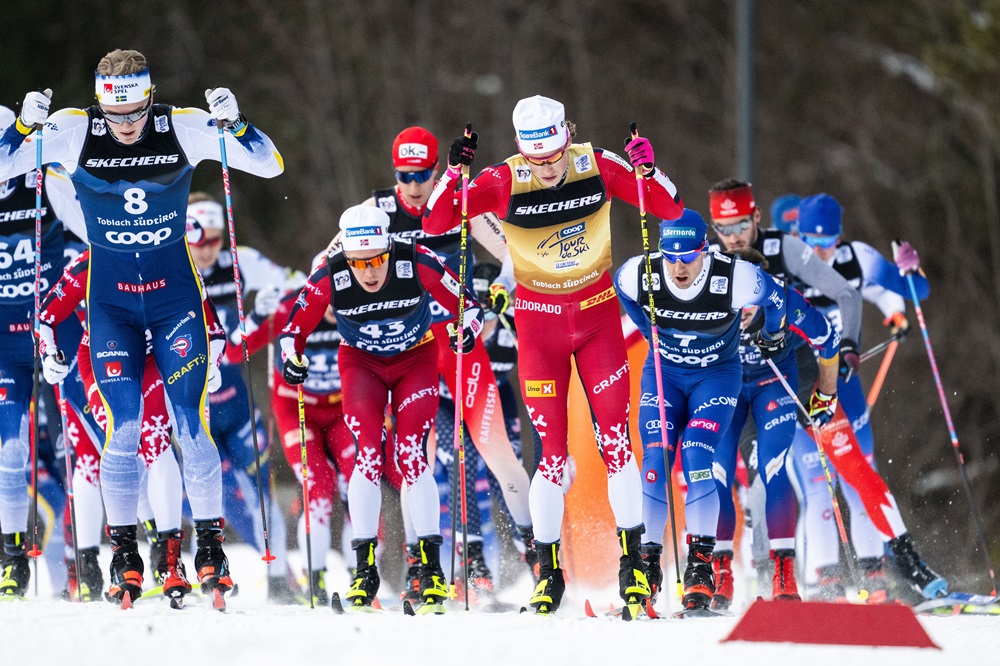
158,529,192,604
640,543,663,605
417,535,449,607
888,533,947,599
618,526,650,605
858,556,889,603
682,535,716,610
194,518,233,594
345,538,380,608
459,539,494,596
401,543,421,603
307,568,329,607
143,519,163,585
519,526,539,581
64,547,103,602
106,525,144,604
528,540,565,614
814,563,846,602
0,532,30,598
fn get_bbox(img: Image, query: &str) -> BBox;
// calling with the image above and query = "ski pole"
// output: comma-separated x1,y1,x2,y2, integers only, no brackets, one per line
764,358,862,597
296,380,315,608
630,122,682,603
859,336,895,364
866,340,898,408
29,121,45,593
54,375,83,602
450,122,473,611
905,272,997,595
216,121,275,565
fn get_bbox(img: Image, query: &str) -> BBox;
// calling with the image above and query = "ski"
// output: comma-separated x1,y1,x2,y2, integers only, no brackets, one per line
584,598,656,621
332,592,383,614
672,607,730,619
402,599,445,615
211,588,226,612
913,592,999,615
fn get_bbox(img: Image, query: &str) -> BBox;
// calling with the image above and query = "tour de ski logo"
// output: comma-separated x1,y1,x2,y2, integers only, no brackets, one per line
170,334,192,358
536,222,588,261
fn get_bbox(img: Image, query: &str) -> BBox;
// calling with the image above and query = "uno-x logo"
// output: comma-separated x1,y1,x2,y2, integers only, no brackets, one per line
524,380,557,398
106,228,172,246
105,362,122,378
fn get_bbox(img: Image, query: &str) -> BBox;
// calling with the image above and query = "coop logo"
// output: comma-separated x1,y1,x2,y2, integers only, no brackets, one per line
105,362,122,378
106,228,172,246
524,380,557,398
170,335,192,358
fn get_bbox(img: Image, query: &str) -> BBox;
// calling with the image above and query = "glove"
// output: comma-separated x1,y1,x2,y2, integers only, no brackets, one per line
204,87,246,132
883,311,910,342
447,321,477,354
892,240,920,275
839,338,861,382
807,390,838,428
448,131,478,169
623,135,655,177
753,328,786,359
207,364,222,393
487,282,510,315
19,89,52,131
254,284,282,318
282,354,309,385
42,350,70,385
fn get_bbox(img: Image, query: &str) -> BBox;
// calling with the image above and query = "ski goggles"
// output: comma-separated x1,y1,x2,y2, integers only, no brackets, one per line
662,246,707,264
191,235,223,249
520,143,568,167
712,218,753,237
345,250,391,270
801,233,839,249
394,167,434,184
99,97,153,125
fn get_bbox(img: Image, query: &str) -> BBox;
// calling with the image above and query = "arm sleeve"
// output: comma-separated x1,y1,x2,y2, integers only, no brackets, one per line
234,246,304,292
614,257,652,339
39,250,89,326
782,234,862,341
786,288,839,361
172,108,284,177
0,108,88,180
278,263,332,360
416,245,481,322
596,149,684,221
44,166,87,242
852,240,929,303
423,164,510,234
732,260,787,335
468,211,515,292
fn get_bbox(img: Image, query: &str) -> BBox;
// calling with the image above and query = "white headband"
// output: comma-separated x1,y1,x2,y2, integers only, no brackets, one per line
187,201,225,231
95,69,152,105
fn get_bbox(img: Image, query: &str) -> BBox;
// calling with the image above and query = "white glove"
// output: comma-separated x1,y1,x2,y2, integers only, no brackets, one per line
210,337,227,368
254,284,282,318
204,87,240,124
20,89,52,129
42,351,70,385
208,364,222,393
38,321,57,356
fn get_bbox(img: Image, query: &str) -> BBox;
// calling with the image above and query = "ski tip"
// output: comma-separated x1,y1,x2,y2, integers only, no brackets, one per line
120,591,132,610
330,592,345,614
372,597,383,610
212,588,226,612
644,598,660,620
623,602,643,622
519,606,529,614
169,596,184,610
584,599,597,618
403,600,416,616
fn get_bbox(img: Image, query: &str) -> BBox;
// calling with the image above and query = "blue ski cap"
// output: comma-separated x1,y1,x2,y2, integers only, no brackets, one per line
659,209,708,254
340,204,390,252
769,194,801,234
797,193,843,237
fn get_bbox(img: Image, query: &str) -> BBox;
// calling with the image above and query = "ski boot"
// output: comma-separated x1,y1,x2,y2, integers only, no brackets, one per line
682,535,716,610
770,549,801,601
194,518,234,595
519,526,540,581
888,533,948,599
527,540,565,614
814,564,846,602
157,529,193,605
64,547,103,602
858,556,889,603
711,549,734,610
618,526,650,606
0,532,30,598
345,538,380,608
458,539,494,599
306,568,328,607
106,525,144,604
143,519,163,585
400,542,421,603
267,574,301,605
416,535,448,612
640,543,663,605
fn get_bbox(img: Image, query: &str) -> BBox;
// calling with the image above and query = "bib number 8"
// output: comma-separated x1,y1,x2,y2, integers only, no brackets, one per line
124,187,148,215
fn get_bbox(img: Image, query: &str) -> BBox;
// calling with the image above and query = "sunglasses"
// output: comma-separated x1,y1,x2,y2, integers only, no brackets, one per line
100,97,152,125
801,233,839,249
345,251,390,270
394,167,434,184
521,148,566,167
713,219,753,237
662,249,705,264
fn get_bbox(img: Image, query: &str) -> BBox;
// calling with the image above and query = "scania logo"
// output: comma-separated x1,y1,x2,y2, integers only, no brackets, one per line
106,228,172,246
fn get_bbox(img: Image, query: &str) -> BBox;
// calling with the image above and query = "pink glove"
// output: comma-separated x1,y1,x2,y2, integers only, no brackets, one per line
892,240,920,274
623,135,655,176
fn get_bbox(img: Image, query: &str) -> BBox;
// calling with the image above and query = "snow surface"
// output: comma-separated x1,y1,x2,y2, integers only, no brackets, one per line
0,544,990,665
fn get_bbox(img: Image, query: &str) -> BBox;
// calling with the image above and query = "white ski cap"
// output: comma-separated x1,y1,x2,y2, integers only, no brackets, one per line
512,95,569,157
340,204,390,253
0,106,15,129
187,200,225,231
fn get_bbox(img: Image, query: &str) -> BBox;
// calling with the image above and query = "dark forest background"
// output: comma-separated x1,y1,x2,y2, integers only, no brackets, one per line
5,1,1000,588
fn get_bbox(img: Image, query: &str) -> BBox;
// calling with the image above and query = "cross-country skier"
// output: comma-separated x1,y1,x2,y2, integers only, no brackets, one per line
0,48,284,604
424,95,685,613
280,204,483,612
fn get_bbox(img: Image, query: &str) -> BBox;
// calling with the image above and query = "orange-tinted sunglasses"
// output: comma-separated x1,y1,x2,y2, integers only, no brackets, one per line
345,251,390,270
521,148,566,166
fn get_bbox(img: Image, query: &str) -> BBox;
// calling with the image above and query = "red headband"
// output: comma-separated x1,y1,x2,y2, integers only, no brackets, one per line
709,186,756,220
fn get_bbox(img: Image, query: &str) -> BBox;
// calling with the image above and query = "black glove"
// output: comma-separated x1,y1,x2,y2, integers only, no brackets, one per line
447,321,476,354
839,338,861,382
753,328,786,359
282,354,309,385
807,390,838,428
448,132,478,168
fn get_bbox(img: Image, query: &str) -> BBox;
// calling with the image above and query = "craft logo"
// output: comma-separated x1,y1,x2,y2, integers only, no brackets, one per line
170,334,192,358
523,380,556,398
105,362,122,377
